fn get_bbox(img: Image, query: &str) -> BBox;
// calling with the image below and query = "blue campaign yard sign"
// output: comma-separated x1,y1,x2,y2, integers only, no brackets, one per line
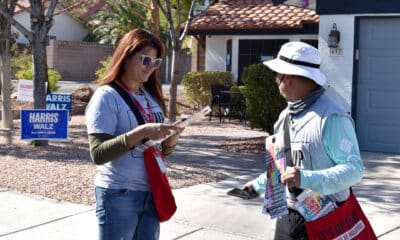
46,93,72,113
21,109,69,140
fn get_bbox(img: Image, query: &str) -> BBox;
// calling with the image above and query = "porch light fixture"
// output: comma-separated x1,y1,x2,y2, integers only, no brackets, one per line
328,23,340,48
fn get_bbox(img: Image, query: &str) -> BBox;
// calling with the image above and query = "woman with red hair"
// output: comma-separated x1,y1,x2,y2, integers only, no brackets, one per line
86,28,182,240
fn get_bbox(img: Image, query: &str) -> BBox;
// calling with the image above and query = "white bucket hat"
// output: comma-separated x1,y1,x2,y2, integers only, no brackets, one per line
263,42,327,86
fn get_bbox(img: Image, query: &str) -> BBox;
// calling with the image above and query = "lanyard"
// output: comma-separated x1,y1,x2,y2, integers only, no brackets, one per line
117,81,154,123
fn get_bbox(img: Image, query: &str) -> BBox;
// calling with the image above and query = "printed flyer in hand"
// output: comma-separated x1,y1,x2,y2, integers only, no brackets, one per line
294,189,337,221
262,134,288,219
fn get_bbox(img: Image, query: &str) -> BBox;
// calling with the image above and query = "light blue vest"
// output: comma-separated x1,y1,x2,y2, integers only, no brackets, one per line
274,94,351,205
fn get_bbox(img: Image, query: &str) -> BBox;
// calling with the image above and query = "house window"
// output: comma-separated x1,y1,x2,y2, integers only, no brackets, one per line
238,39,288,85
226,39,232,72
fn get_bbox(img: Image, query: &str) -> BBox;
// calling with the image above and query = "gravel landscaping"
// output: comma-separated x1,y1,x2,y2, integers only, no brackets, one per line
0,113,267,206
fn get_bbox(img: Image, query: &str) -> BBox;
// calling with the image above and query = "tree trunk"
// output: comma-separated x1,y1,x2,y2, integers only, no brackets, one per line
150,0,160,38
0,29,13,129
31,40,48,110
0,0,17,129
168,46,181,122
30,38,48,146
30,0,51,146
156,0,196,122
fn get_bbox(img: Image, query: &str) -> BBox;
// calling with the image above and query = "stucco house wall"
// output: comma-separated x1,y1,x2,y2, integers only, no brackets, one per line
318,15,355,112
13,9,88,44
205,36,230,73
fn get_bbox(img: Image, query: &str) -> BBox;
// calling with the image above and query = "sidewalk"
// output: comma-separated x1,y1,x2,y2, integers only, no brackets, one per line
1,129,400,239
1,152,400,239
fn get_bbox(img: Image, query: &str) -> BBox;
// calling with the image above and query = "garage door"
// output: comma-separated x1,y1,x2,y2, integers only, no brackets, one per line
356,18,400,153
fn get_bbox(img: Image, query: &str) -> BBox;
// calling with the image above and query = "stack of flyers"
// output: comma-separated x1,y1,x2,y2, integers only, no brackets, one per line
262,134,288,219
294,189,337,221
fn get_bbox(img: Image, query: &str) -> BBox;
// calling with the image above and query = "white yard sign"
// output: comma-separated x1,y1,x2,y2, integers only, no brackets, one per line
17,79,34,102
17,79,47,102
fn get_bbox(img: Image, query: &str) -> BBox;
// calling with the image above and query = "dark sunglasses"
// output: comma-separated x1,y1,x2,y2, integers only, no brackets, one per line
274,73,287,86
138,54,162,68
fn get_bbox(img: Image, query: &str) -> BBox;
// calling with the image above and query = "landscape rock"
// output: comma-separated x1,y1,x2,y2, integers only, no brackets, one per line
72,84,94,103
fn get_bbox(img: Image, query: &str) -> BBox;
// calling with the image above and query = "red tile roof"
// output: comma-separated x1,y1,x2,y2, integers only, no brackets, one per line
189,0,319,31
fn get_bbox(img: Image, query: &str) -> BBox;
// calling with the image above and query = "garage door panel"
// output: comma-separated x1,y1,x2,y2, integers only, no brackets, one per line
367,123,400,144
357,89,400,112
369,91,400,110
362,19,400,44
356,18,400,153
370,56,400,74
357,123,400,153
358,57,400,85
357,111,400,123
359,54,400,77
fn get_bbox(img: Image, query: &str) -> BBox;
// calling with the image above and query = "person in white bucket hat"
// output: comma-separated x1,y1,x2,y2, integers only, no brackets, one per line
264,41,327,87
241,42,364,239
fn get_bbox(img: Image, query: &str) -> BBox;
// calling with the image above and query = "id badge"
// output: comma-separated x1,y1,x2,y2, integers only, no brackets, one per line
154,152,167,173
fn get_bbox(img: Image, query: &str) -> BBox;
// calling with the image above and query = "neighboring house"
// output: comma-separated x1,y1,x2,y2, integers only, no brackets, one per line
13,0,89,44
316,0,400,154
188,0,400,154
10,0,113,82
187,0,319,84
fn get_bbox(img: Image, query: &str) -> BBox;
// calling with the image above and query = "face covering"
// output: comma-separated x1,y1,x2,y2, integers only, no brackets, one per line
287,86,324,116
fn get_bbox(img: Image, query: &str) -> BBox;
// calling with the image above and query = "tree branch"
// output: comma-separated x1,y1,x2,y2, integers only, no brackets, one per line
54,0,92,16
177,0,181,27
129,9,147,22
0,2,32,41
45,0,58,18
156,0,167,17
179,0,196,41
159,0,178,47
129,0,151,10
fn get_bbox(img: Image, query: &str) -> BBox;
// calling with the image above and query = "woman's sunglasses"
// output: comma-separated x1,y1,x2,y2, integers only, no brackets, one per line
138,54,163,68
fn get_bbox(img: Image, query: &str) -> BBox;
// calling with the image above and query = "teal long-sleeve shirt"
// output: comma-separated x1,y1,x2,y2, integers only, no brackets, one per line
251,114,364,195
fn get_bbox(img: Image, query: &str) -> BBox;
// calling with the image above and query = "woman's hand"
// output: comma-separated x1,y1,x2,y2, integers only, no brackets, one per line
160,120,185,156
162,120,185,147
141,123,179,141
125,123,179,149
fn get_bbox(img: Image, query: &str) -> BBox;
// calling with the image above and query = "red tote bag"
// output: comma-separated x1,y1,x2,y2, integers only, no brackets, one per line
305,192,377,240
144,146,177,222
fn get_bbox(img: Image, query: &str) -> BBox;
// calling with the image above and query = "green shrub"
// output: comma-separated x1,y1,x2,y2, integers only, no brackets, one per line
48,70,62,92
15,64,33,80
95,55,112,80
11,52,31,78
15,62,61,92
182,71,233,108
241,63,286,133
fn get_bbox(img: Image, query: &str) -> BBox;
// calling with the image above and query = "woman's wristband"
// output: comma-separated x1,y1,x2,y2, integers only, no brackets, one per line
163,143,177,149
162,143,177,156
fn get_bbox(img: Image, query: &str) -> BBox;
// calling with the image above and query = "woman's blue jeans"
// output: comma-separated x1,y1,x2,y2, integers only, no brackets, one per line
95,186,160,240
